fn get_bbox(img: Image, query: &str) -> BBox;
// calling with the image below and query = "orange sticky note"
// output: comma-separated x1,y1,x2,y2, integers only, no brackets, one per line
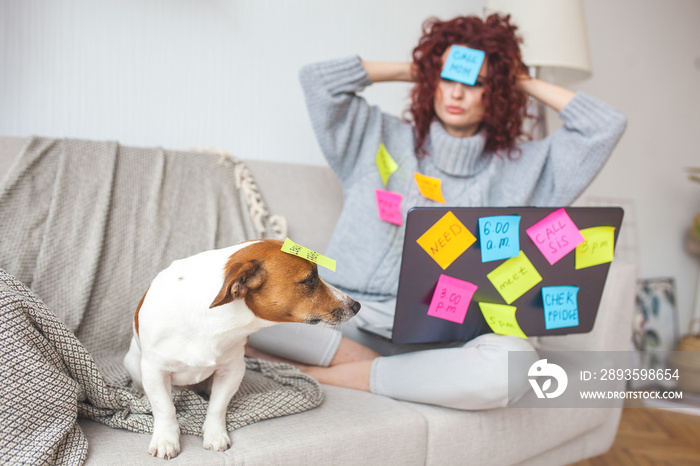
414,172,445,204
416,211,476,270
486,250,542,304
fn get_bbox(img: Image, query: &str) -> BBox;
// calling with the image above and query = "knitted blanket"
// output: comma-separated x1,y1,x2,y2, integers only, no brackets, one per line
0,138,321,465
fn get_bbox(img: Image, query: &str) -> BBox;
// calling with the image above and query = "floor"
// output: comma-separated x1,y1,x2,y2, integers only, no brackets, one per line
572,404,700,465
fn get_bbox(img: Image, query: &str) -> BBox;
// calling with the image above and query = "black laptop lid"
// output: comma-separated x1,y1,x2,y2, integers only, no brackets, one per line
393,207,624,344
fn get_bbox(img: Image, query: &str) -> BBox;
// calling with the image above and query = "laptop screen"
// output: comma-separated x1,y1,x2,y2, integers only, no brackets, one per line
392,207,624,344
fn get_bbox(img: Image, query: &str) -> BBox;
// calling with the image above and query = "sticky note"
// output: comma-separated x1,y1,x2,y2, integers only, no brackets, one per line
478,215,521,262
478,302,527,339
375,189,403,226
487,250,542,304
526,208,585,265
281,238,336,272
440,45,486,86
376,143,398,186
414,172,446,204
427,274,478,324
416,211,476,270
575,226,615,269
542,286,580,330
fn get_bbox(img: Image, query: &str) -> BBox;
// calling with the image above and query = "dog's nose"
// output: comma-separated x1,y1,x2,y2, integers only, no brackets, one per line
351,300,361,315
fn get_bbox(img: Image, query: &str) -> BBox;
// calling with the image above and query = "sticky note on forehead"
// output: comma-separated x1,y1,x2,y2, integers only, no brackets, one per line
416,211,476,270
440,45,486,86
281,238,336,272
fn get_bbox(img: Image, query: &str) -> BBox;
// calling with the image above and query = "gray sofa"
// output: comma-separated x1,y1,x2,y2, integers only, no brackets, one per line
0,136,636,465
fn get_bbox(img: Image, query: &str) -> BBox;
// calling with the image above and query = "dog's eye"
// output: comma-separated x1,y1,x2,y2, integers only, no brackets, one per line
301,271,318,290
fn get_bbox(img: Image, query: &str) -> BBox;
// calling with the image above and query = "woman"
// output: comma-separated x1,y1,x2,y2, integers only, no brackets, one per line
248,14,626,410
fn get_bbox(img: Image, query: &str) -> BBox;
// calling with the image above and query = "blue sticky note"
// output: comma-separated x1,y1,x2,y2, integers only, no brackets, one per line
542,286,580,330
440,45,486,86
478,215,520,262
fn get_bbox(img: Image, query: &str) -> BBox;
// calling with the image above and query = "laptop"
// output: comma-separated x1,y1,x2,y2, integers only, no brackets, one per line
363,206,624,344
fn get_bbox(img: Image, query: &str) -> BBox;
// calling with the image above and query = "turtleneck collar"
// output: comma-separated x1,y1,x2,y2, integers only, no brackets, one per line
425,119,490,177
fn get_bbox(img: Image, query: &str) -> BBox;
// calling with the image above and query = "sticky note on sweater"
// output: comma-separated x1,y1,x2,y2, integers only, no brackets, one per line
375,189,403,226
414,172,445,204
376,143,398,186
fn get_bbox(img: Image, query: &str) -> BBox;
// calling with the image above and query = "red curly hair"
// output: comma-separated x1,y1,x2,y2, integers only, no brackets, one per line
408,14,530,158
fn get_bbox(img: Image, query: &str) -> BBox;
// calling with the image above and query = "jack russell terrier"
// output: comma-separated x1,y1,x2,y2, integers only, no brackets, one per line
123,239,360,459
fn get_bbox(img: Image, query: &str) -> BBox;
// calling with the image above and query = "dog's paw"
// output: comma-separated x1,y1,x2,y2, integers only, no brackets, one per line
148,431,181,460
202,428,232,452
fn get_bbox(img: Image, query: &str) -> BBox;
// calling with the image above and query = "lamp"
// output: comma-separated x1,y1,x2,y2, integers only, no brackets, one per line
486,0,593,137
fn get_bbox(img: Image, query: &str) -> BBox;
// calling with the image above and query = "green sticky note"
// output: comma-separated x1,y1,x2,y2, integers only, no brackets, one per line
478,302,527,339
575,226,615,269
281,238,336,272
376,143,398,186
486,250,542,304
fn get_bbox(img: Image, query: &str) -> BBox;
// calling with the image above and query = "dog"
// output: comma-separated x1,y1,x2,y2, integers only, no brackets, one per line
123,239,360,459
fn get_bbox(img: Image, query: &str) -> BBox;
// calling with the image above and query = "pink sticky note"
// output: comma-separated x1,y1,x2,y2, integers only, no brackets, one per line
525,208,585,265
375,189,403,226
427,274,477,324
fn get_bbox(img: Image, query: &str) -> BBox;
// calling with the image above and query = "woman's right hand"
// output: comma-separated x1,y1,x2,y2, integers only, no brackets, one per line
361,61,414,83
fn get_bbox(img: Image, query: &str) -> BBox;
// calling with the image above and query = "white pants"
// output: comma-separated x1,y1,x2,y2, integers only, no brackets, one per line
249,298,539,410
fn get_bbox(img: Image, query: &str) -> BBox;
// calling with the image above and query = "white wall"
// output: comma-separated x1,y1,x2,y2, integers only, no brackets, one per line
2,0,699,332
574,0,700,335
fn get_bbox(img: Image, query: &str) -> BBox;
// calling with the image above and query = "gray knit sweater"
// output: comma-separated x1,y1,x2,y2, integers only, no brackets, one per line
299,56,626,301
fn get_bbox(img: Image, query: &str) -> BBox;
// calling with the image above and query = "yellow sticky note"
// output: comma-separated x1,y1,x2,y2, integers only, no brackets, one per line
414,172,446,204
479,302,527,339
575,226,615,269
281,238,336,272
486,250,542,304
416,211,476,270
376,143,398,186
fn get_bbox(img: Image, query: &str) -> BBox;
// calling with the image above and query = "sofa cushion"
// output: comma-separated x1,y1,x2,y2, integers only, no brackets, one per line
411,403,615,465
80,385,428,465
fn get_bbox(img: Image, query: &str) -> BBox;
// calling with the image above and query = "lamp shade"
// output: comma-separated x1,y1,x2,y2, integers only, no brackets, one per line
487,0,592,84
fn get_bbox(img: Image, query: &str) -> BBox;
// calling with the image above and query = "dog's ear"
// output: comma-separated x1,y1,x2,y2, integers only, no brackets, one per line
210,259,265,309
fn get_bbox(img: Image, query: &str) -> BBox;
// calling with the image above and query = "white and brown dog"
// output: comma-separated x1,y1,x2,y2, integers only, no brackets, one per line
123,239,360,459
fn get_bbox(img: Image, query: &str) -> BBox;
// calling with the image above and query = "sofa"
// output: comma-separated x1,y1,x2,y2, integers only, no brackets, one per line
0,136,636,465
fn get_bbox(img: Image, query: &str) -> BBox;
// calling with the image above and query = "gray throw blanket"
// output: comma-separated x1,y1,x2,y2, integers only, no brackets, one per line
0,138,322,465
